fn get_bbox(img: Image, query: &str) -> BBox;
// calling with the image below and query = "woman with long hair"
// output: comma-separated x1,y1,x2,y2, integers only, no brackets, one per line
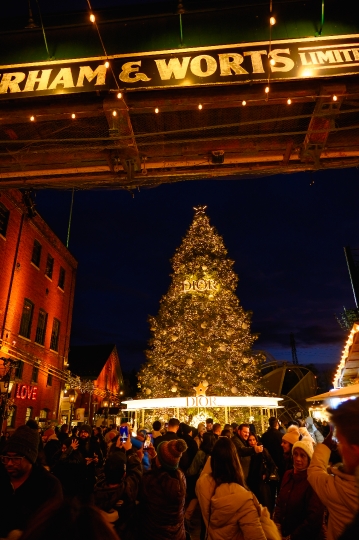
247,433,278,516
196,437,269,540
274,436,325,540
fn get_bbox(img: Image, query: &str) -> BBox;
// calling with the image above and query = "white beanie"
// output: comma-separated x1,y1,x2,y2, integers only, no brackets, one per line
282,425,300,446
292,435,314,460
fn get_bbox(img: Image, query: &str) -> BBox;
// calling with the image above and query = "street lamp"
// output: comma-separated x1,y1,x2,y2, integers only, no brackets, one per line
0,358,18,432
102,397,109,426
68,390,76,427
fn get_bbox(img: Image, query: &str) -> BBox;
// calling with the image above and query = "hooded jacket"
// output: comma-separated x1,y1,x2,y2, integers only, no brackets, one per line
196,472,266,540
307,444,359,540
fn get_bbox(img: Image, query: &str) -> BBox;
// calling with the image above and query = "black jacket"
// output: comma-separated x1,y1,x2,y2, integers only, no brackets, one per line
261,427,283,468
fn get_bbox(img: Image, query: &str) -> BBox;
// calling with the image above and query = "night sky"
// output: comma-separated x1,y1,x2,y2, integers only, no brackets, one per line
6,1,359,375
35,168,359,373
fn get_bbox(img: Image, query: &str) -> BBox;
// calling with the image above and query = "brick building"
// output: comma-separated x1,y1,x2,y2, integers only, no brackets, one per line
64,344,124,426
0,189,77,430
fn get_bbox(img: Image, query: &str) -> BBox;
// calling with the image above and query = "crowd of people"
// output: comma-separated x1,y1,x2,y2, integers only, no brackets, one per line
0,398,359,540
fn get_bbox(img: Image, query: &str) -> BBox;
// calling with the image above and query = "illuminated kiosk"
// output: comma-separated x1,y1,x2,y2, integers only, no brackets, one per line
121,395,283,433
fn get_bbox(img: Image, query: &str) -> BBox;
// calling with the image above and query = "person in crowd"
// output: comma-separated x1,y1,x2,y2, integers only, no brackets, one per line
196,436,269,540
279,425,300,482
338,464,359,539
222,423,233,435
307,398,359,540
232,423,263,481
194,422,206,448
94,437,143,539
221,428,232,438
42,427,61,467
104,424,118,445
321,420,330,438
51,437,88,500
154,417,180,448
58,424,70,444
305,416,324,444
212,423,222,437
0,425,63,538
93,426,108,459
77,424,103,496
140,438,188,540
177,423,198,472
274,436,325,540
19,500,120,540
206,418,213,431
247,433,278,516
152,420,163,441
261,417,283,470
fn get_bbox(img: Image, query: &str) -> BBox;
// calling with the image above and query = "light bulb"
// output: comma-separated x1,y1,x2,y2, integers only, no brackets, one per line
265,86,270,94
112,110,117,116
270,16,276,25
117,92,122,99
287,98,292,105
333,95,338,101
90,14,95,23
242,100,246,106
105,61,109,68
30,116,35,121
71,113,76,119
198,104,203,110
270,58,276,66
155,108,159,113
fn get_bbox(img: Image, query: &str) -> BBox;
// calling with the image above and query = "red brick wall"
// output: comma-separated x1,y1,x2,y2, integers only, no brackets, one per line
0,190,77,429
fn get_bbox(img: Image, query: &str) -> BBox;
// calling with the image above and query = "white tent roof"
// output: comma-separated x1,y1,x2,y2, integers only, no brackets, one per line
306,383,359,402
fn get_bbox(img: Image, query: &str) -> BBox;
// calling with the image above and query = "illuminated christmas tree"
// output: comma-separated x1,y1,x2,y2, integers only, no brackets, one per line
138,206,264,398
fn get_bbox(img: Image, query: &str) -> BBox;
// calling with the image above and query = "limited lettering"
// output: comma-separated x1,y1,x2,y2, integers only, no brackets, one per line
155,57,191,80
76,65,107,87
119,61,151,83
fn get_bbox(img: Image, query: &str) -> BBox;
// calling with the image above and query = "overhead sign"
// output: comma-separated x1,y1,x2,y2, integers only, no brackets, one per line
122,395,283,410
1,34,359,99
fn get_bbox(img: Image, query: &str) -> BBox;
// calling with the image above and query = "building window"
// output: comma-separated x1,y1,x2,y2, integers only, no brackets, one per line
47,373,53,386
35,309,47,345
39,409,49,425
45,254,54,279
32,366,39,383
50,318,60,351
58,266,66,290
7,406,16,428
31,239,42,267
19,298,34,339
14,361,24,380
0,202,10,238
25,407,33,423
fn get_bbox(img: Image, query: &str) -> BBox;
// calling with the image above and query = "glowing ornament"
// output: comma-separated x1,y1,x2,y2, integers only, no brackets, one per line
172,335,178,341
145,388,151,395
231,386,238,394
243,358,249,364
201,322,207,328
202,380,209,387
171,386,177,392
193,382,207,396
202,265,207,270
242,322,248,329
186,359,193,365
219,344,226,351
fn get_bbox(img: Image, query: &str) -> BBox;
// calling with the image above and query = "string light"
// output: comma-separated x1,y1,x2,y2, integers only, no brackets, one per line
270,58,276,66
155,108,159,114
117,92,122,99
287,98,292,105
198,104,203,110
333,95,338,101
265,86,270,94
104,61,109,68
242,100,246,106
112,110,117,117
270,16,276,25
90,14,95,22
71,113,76,119
30,116,35,121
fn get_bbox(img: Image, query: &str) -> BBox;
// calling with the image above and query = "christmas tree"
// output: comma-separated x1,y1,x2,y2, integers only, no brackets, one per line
138,206,265,398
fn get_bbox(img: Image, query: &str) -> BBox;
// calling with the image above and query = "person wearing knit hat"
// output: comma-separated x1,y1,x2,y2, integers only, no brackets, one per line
299,426,316,446
305,416,324,444
0,425,63,538
279,425,300,482
274,433,325,540
141,438,188,539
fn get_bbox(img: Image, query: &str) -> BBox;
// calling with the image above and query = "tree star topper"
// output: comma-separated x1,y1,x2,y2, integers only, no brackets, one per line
193,205,207,215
